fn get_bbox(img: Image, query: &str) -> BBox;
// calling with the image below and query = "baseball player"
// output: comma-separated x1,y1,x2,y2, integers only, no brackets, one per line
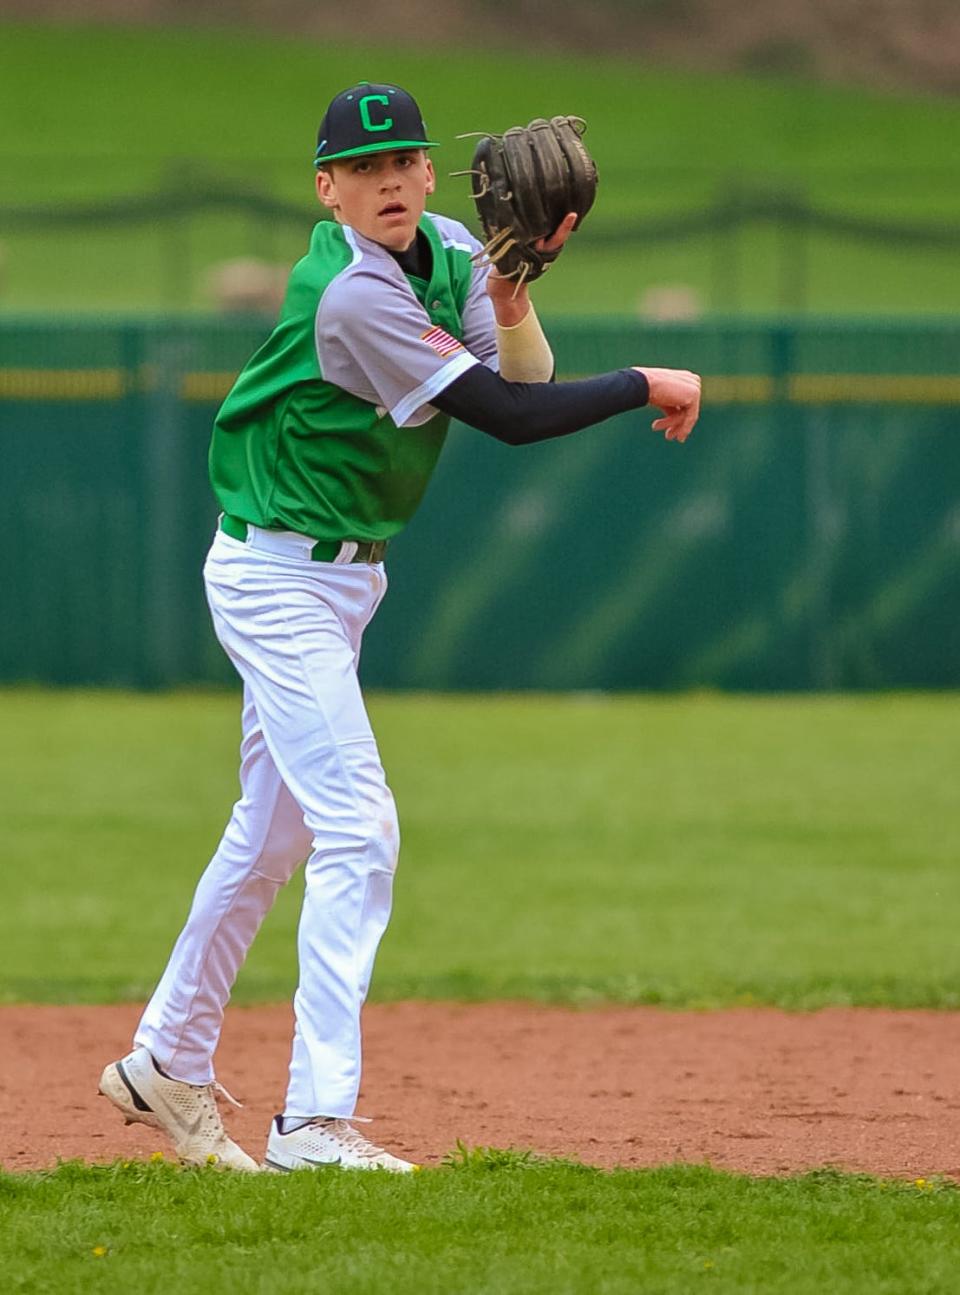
99,82,700,1172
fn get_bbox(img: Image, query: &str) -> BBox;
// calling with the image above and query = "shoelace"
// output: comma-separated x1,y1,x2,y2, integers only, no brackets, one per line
313,1118,386,1161
187,1081,243,1128
211,1081,243,1110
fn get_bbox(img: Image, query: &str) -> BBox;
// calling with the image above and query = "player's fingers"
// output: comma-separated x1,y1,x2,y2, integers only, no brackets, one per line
652,405,683,431
656,421,684,441
537,211,579,253
672,405,700,442
654,404,697,441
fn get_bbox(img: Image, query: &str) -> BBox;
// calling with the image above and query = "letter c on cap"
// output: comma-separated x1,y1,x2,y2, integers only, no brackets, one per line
359,94,392,133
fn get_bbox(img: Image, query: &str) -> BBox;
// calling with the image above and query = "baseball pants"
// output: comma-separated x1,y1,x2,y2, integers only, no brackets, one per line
135,525,397,1118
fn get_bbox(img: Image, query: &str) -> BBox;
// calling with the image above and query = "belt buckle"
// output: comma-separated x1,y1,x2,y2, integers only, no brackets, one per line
331,539,387,564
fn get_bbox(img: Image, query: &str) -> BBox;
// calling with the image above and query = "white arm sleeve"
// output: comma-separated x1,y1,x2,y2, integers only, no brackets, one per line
495,303,554,382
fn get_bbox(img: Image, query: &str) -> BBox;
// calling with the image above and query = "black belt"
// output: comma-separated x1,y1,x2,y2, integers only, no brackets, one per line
220,514,387,564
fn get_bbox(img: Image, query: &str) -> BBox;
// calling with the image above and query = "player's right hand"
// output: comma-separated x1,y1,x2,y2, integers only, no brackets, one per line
633,367,701,443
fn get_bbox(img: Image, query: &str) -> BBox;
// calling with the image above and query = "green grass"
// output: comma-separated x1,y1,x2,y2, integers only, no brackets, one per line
2,1156,959,1294
1,23,959,313
2,689,958,1007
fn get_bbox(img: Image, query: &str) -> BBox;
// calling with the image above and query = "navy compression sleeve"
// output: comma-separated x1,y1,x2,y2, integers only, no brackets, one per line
431,364,650,446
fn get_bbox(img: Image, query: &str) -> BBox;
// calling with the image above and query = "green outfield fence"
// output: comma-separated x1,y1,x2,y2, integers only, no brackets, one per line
1,315,958,690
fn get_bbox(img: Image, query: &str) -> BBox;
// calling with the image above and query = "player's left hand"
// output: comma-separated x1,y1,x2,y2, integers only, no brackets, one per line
486,212,578,317
488,211,577,284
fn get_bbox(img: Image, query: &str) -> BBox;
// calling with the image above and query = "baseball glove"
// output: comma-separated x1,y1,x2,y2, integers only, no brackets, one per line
455,116,598,288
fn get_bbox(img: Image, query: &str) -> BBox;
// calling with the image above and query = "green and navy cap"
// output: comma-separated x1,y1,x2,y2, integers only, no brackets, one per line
315,82,439,166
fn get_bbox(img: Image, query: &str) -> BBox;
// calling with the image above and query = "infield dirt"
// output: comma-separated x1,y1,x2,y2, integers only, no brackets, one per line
3,1003,959,1178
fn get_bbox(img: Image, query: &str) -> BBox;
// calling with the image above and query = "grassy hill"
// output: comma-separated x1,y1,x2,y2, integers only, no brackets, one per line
4,0,960,93
1,23,959,314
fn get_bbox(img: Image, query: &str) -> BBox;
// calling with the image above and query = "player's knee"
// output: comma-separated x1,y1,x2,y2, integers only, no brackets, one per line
307,787,399,876
373,789,400,874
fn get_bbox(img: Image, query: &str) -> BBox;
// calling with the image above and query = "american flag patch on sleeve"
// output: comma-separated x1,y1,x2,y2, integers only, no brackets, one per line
420,326,464,358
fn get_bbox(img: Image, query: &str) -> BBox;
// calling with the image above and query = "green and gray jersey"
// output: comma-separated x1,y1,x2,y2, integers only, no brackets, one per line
209,212,498,541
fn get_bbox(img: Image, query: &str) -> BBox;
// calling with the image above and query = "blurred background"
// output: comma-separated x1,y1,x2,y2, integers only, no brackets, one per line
1,6,958,690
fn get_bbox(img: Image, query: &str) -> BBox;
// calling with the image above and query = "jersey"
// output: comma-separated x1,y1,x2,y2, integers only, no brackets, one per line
209,212,498,542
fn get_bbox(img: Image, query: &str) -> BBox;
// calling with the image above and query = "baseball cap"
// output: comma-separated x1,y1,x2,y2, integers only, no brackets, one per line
315,82,439,166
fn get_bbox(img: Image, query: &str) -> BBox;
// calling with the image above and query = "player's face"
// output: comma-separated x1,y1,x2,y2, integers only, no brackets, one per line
316,150,436,252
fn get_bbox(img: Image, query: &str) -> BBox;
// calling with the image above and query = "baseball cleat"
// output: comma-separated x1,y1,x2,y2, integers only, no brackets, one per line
263,1115,419,1173
98,1046,259,1171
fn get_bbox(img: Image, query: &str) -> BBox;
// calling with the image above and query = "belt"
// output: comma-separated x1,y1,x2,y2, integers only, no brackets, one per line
219,514,387,565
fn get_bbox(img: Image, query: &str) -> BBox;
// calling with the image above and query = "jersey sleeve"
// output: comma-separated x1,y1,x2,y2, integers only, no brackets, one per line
315,269,479,428
430,217,499,371
459,257,500,372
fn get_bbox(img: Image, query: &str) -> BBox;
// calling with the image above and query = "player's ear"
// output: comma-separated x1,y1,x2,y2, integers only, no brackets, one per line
316,166,338,210
424,156,436,196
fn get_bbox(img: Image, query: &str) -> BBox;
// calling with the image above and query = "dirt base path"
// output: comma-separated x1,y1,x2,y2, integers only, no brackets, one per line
3,1003,960,1177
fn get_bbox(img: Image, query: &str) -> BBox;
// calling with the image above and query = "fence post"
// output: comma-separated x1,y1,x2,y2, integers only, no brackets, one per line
772,322,839,688
118,322,151,686
137,325,195,687
805,407,840,689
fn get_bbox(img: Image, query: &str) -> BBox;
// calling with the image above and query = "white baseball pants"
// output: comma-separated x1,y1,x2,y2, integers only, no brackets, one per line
135,526,397,1118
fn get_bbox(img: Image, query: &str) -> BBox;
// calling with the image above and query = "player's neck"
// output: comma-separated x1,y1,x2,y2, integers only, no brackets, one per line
387,227,432,280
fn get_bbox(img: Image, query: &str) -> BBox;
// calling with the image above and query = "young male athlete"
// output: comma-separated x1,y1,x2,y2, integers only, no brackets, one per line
99,82,700,1172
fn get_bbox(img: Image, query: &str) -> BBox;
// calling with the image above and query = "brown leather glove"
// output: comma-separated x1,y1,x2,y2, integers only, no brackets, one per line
462,116,598,287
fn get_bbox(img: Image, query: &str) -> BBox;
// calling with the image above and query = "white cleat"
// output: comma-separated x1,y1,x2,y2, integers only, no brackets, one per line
98,1046,259,1172
263,1116,419,1173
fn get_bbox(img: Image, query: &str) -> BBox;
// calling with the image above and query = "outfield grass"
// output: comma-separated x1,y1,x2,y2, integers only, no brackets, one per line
2,1156,959,1294
2,689,958,1008
1,24,959,313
